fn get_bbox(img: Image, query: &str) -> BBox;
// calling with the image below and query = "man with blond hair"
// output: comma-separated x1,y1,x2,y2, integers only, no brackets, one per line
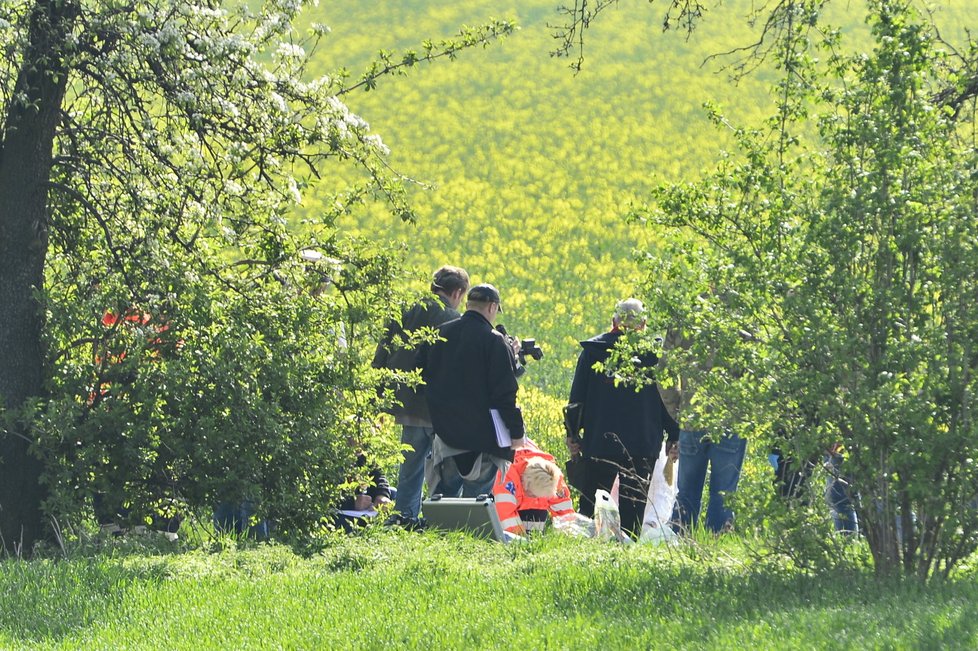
492,443,575,535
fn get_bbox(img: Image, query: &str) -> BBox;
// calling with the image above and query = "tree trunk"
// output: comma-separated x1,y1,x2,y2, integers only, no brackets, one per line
0,0,77,556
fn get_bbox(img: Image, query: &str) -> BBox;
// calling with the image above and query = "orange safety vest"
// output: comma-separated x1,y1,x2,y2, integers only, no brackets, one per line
492,446,575,534
90,309,182,405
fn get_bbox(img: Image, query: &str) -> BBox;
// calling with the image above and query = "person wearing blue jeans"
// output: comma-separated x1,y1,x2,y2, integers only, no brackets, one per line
824,452,858,535
673,430,747,533
394,424,435,518
372,266,469,522
654,327,746,534
213,499,271,540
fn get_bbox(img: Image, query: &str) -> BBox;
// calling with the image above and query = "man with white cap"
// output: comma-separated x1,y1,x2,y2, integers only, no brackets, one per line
565,298,679,538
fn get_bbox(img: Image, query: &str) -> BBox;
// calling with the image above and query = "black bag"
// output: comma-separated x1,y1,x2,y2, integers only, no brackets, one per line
564,455,589,493
562,402,584,439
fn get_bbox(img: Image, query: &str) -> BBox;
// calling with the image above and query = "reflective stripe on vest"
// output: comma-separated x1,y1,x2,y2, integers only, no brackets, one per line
499,516,522,531
551,499,574,513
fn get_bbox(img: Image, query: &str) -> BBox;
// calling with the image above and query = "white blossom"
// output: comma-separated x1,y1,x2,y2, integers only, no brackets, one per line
287,178,302,204
275,42,305,59
137,33,160,53
363,134,390,156
224,180,245,196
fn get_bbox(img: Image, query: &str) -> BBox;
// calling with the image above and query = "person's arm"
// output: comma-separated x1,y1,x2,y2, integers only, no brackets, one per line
662,396,680,443
371,317,402,369
487,336,525,444
656,328,682,427
366,465,392,505
492,466,524,534
566,350,591,455
568,349,590,406
549,475,575,516
415,338,431,382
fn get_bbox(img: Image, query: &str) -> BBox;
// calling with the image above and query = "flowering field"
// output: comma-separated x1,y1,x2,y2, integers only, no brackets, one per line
295,0,975,396
294,0,770,393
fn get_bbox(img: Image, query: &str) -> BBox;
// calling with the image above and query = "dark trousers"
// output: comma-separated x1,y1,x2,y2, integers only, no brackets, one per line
577,457,655,539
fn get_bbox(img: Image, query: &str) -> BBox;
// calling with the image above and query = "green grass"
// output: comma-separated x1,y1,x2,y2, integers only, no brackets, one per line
3,533,977,650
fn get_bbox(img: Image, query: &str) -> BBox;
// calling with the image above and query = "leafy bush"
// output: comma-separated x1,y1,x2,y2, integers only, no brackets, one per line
35,244,404,538
637,2,978,578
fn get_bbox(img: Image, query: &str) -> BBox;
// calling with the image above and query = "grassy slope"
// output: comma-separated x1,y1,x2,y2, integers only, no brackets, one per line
2,535,977,650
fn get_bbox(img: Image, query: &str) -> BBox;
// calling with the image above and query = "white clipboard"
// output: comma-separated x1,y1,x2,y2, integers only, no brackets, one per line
490,409,511,447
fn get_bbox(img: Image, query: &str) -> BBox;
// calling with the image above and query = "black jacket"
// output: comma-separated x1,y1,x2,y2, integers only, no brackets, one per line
418,310,525,460
338,454,391,511
372,295,460,423
568,330,678,462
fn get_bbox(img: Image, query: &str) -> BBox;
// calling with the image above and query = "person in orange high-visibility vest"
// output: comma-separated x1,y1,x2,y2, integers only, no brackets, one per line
492,444,575,535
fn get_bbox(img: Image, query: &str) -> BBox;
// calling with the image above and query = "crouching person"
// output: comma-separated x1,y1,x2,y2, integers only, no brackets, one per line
335,454,393,533
493,445,575,535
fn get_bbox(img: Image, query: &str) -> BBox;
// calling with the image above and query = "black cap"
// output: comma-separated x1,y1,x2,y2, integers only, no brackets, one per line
467,283,502,311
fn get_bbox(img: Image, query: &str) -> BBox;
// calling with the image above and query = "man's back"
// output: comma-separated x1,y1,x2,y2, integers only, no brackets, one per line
421,311,521,458
373,296,460,423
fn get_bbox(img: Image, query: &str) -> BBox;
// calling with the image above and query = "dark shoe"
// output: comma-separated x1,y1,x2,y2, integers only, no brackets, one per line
384,514,426,531
404,517,426,532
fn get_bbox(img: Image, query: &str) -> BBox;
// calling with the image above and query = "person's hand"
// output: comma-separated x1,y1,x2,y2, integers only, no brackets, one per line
353,494,374,511
373,495,391,508
508,336,521,357
666,441,679,462
511,437,527,450
565,436,582,457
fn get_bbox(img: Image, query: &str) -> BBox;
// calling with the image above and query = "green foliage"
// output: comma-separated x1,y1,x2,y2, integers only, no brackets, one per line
636,1,978,577
38,257,402,536
732,454,876,574
0,1,511,542
3,537,978,648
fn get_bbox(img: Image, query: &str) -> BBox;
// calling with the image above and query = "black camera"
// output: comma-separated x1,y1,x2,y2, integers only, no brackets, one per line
517,338,544,365
496,324,544,366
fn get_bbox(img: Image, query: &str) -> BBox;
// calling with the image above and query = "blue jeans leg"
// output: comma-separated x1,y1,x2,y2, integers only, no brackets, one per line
825,454,858,534
213,502,239,534
704,433,747,533
432,457,464,498
673,430,709,531
213,499,270,540
461,458,501,498
394,425,434,520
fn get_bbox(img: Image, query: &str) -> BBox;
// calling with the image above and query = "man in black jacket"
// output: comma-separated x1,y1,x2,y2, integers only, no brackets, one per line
565,298,679,538
418,283,526,498
372,266,469,521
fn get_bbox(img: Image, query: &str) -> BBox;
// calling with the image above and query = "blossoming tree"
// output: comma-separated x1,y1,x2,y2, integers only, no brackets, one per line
0,0,512,554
